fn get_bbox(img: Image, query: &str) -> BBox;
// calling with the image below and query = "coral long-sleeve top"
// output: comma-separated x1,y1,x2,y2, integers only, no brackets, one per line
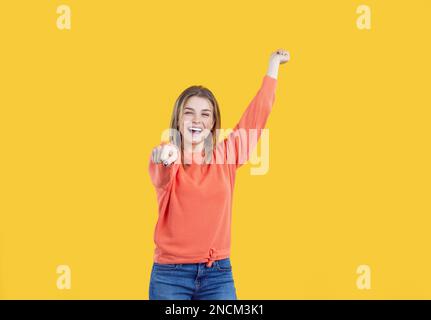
148,75,277,267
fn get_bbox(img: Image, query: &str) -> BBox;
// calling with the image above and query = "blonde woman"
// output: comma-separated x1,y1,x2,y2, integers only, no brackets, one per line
148,49,290,300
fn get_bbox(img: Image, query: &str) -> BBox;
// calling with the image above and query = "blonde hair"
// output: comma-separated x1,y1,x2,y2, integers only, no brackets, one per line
169,84,221,165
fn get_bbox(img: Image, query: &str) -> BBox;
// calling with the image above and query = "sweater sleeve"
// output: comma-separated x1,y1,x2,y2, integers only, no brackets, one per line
222,75,277,168
148,148,180,190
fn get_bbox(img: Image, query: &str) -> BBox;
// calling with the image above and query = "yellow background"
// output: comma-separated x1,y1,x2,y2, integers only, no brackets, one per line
1,0,430,299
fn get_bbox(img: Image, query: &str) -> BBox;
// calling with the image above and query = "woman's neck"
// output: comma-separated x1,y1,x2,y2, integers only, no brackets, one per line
183,142,205,164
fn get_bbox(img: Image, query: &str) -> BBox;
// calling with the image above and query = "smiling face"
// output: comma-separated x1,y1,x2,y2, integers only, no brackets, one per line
179,95,215,151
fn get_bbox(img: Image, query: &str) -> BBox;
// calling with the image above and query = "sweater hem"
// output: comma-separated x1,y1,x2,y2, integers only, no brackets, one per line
154,247,231,265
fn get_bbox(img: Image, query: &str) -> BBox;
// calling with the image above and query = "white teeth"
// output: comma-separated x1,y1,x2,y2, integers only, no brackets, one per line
188,127,203,133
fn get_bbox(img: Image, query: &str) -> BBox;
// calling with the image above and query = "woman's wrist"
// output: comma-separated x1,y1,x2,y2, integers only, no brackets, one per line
266,58,280,79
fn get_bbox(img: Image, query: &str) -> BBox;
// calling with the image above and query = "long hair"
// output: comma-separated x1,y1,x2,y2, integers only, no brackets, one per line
169,84,221,165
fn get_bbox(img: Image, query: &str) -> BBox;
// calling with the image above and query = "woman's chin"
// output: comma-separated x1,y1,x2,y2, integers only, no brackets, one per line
191,140,204,146
183,139,202,148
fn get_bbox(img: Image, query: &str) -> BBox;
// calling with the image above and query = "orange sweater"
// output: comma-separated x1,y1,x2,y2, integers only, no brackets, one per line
148,75,277,267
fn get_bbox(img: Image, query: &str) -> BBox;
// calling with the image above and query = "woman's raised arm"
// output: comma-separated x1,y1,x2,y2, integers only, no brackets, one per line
219,49,290,168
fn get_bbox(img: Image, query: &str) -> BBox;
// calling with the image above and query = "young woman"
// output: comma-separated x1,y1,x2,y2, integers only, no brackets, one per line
148,49,290,300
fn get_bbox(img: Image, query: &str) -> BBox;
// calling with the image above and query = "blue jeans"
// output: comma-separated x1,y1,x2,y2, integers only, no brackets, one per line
149,257,238,300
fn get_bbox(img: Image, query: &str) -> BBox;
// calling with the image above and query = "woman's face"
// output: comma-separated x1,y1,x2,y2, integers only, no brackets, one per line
179,96,214,149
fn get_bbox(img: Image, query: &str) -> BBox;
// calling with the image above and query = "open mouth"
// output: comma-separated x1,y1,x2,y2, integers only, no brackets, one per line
188,127,203,134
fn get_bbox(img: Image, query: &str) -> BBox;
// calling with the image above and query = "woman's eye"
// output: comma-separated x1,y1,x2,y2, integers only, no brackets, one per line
184,112,192,115
202,114,210,117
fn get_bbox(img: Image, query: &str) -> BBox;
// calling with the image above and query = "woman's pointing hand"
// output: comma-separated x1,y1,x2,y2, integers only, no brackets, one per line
151,143,179,167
